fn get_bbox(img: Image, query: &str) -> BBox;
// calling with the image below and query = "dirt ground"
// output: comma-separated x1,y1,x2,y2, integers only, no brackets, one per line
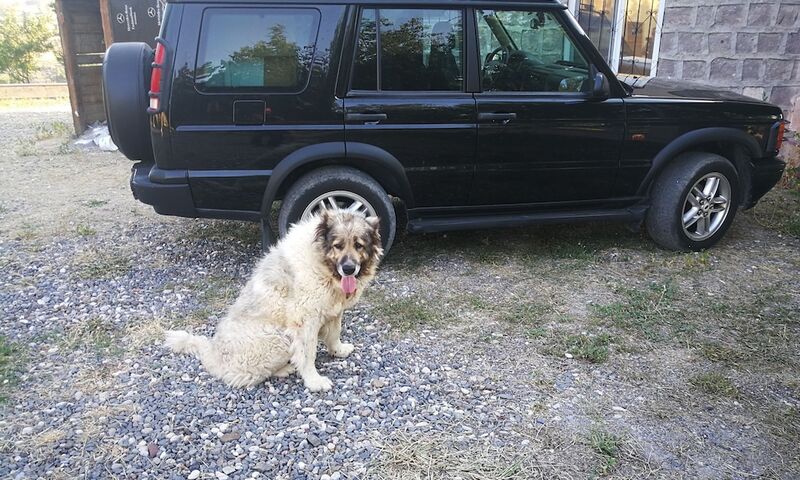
1,107,799,479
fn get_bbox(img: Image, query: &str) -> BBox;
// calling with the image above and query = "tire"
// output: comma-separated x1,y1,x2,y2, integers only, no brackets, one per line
646,152,740,251
278,166,397,252
102,42,154,161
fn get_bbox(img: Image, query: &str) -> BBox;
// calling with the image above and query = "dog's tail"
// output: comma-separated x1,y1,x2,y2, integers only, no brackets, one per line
164,330,220,369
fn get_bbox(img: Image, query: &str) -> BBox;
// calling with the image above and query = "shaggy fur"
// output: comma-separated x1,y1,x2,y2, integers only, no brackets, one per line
164,210,382,392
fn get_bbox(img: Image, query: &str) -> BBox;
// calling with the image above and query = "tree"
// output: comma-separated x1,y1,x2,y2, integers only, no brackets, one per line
0,8,54,83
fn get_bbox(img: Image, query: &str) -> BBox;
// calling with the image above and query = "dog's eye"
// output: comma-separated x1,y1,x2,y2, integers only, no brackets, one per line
333,243,344,250
354,243,363,250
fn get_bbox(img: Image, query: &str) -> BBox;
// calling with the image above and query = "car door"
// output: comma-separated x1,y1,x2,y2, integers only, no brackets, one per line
169,4,346,212
470,7,625,207
344,7,476,208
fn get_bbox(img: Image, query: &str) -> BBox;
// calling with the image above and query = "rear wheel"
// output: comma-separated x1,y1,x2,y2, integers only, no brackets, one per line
646,152,740,251
278,166,397,252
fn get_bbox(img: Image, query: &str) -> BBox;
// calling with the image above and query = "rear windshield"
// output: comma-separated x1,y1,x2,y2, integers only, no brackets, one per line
194,7,320,93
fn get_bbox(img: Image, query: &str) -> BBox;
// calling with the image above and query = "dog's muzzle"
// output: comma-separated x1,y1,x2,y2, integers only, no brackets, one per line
337,261,360,277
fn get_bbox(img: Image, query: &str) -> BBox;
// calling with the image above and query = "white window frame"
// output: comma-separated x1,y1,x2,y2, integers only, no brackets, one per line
567,0,666,77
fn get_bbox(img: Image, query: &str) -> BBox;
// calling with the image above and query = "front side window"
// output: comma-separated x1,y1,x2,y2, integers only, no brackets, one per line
477,10,590,93
352,8,464,91
195,8,320,92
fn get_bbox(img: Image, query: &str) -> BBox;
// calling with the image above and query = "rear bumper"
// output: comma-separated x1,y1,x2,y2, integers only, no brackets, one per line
746,157,785,209
130,162,198,217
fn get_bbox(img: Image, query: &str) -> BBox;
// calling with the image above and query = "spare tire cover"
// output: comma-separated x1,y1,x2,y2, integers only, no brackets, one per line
102,42,154,162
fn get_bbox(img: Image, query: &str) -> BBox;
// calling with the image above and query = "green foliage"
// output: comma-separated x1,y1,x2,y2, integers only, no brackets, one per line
589,429,621,475
690,372,738,397
0,8,54,83
0,335,24,403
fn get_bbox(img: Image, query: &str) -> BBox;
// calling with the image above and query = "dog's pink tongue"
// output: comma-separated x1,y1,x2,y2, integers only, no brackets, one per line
341,275,357,295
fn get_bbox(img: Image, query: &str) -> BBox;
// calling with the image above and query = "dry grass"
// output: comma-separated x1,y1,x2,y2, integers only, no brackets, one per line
371,431,579,480
72,248,132,280
60,318,122,357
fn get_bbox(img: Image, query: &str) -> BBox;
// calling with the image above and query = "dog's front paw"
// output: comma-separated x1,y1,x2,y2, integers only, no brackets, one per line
304,374,333,392
331,343,354,358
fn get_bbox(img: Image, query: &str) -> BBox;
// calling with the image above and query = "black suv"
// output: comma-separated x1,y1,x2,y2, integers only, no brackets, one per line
103,0,787,253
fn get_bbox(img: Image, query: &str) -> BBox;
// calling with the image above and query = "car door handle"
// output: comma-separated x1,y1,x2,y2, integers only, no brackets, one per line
346,113,387,124
478,112,517,124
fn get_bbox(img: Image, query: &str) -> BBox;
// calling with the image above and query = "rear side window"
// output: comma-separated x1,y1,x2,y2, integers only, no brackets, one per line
195,8,320,92
352,8,464,91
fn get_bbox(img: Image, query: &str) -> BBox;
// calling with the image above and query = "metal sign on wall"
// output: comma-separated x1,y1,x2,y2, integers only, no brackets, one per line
109,0,166,46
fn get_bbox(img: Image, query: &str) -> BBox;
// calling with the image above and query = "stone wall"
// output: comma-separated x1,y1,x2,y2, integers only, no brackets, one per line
656,0,800,125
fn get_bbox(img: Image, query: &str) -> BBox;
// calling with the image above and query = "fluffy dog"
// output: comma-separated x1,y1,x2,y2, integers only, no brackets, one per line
164,209,382,392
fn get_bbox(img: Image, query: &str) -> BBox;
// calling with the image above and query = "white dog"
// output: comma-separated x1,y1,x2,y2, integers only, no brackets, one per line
164,209,382,391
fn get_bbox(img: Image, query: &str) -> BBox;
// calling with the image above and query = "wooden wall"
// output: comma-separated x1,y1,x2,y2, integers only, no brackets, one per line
55,0,107,134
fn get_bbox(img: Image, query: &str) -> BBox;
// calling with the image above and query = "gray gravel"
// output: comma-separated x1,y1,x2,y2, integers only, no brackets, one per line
1,226,533,479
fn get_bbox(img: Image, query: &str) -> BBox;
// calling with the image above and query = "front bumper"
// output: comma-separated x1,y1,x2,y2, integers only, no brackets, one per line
746,157,785,209
130,162,198,217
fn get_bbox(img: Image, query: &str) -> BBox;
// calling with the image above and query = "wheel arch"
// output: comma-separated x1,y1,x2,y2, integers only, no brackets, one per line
259,142,413,232
637,128,761,202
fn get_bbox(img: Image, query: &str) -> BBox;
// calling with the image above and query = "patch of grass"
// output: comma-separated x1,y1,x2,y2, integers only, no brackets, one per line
15,138,37,156
34,121,72,141
13,222,39,241
76,224,96,236
763,406,800,445
75,250,132,280
372,431,554,480
187,220,260,246
55,141,75,155
592,280,680,341
496,301,552,325
689,372,738,397
747,188,800,237
0,97,69,110
85,199,109,208
566,333,612,363
698,342,746,365
368,294,448,332
525,327,548,339
589,429,621,476
194,275,240,312
0,336,25,403
542,332,613,363
683,250,713,268
60,318,123,357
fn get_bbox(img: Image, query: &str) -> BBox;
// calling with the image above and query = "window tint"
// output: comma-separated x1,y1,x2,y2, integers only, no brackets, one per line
352,9,377,90
477,10,590,93
351,8,463,91
195,8,320,92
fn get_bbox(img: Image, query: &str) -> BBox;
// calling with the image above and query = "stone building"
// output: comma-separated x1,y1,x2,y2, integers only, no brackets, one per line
657,1,799,125
564,0,799,126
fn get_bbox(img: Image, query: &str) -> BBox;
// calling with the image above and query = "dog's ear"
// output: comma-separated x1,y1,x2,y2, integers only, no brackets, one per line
365,215,380,232
366,216,381,252
315,209,332,244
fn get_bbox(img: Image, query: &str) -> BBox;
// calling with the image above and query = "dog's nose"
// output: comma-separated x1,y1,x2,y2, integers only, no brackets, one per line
341,263,356,276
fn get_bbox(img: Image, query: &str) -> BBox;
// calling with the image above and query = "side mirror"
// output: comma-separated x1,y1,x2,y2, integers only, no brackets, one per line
591,72,610,100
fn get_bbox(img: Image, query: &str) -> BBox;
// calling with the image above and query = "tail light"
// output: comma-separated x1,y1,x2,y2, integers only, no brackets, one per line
148,38,166,113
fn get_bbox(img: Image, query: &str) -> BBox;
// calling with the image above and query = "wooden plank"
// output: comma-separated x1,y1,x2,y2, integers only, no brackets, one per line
54,0,83,134
99,0,114,48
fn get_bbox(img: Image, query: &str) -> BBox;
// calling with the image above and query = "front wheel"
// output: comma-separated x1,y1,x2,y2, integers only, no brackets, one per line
277,166,397,253
646,152,740,251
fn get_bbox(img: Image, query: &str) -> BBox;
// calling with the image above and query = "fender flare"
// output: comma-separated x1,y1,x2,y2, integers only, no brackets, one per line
258,142,413,244
636,127,762,197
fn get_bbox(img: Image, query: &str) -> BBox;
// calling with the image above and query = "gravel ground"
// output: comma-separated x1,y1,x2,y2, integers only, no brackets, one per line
1,108,799,479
